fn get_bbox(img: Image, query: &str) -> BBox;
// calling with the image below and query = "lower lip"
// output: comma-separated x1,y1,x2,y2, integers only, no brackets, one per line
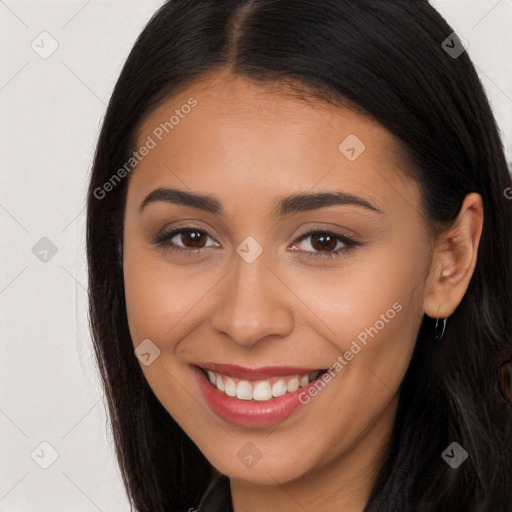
193,365,321,428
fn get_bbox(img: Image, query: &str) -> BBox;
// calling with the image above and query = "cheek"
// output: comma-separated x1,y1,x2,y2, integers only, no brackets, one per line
123,253,222,429
123,247,210,348
296,243,426,352
276,253,424,460
290,234,427,408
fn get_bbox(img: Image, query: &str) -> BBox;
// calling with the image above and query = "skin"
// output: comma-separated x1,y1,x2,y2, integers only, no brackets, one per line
122,69,483,512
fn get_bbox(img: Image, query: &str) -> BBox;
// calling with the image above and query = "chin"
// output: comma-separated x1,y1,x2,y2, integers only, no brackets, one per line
209,449,315,486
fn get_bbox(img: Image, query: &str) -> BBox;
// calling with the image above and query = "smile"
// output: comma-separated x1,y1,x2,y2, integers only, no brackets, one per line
200,368,325,401
193,363,330,428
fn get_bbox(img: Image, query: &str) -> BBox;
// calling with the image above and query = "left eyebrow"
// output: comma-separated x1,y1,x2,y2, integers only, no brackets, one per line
139,187,384,216
273,191,383,216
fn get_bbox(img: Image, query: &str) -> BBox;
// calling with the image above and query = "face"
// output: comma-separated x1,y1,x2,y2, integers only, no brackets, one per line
122,70,434,487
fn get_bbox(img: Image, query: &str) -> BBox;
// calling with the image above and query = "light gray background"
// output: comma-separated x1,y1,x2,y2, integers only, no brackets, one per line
1,1,511,510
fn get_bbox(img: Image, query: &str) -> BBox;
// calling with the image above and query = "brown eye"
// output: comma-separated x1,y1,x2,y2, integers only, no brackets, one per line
309,233,338,252
178,229,207,248
293,229,361,259
153,227,220,255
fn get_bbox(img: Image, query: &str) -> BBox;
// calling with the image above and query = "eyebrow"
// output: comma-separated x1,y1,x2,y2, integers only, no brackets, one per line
139,187,384,216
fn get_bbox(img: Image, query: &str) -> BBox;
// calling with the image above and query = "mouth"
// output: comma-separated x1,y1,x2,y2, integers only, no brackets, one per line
195,364,329,402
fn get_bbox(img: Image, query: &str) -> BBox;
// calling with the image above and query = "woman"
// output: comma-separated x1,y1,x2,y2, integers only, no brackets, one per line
86,1,512,511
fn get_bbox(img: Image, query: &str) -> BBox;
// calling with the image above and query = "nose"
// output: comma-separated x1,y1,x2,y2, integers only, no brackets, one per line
210,251,295,348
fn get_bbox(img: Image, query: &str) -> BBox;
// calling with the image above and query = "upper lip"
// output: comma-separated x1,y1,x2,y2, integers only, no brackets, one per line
195,362,325,380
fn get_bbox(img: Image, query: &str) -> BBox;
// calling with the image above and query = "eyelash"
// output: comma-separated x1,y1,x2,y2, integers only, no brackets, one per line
152,226,362,259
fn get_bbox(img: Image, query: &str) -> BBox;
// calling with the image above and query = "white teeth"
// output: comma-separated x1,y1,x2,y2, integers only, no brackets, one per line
216,373,225,392
236,380,253,400
286,377,300,392
253,381,272,401
272,380,287,398
224,376,237,397
204,369,324,401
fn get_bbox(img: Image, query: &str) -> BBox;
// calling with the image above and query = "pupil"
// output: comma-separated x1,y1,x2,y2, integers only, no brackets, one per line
183,229,204,247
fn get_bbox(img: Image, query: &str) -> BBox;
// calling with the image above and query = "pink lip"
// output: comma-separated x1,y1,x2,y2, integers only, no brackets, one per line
196,362,323,381
193,365,322,428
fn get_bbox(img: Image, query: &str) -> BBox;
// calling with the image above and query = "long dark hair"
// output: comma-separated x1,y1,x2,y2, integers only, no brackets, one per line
86,1,512,510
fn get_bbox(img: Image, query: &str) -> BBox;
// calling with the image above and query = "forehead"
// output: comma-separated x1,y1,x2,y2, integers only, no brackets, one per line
136,69,387,147
129,70,419,217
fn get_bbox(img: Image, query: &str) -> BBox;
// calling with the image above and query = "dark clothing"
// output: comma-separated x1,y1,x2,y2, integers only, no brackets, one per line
196,474,233,512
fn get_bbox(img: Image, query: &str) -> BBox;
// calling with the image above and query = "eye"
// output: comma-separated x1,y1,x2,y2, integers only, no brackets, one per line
152,227,219,255
152,226,361,259
291,229,361,259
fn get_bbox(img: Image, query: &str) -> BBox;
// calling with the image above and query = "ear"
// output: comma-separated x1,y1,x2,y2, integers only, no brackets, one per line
423,192,484,319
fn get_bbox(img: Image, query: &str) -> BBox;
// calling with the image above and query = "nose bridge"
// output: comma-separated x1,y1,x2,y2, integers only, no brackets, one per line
210,246,294,347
